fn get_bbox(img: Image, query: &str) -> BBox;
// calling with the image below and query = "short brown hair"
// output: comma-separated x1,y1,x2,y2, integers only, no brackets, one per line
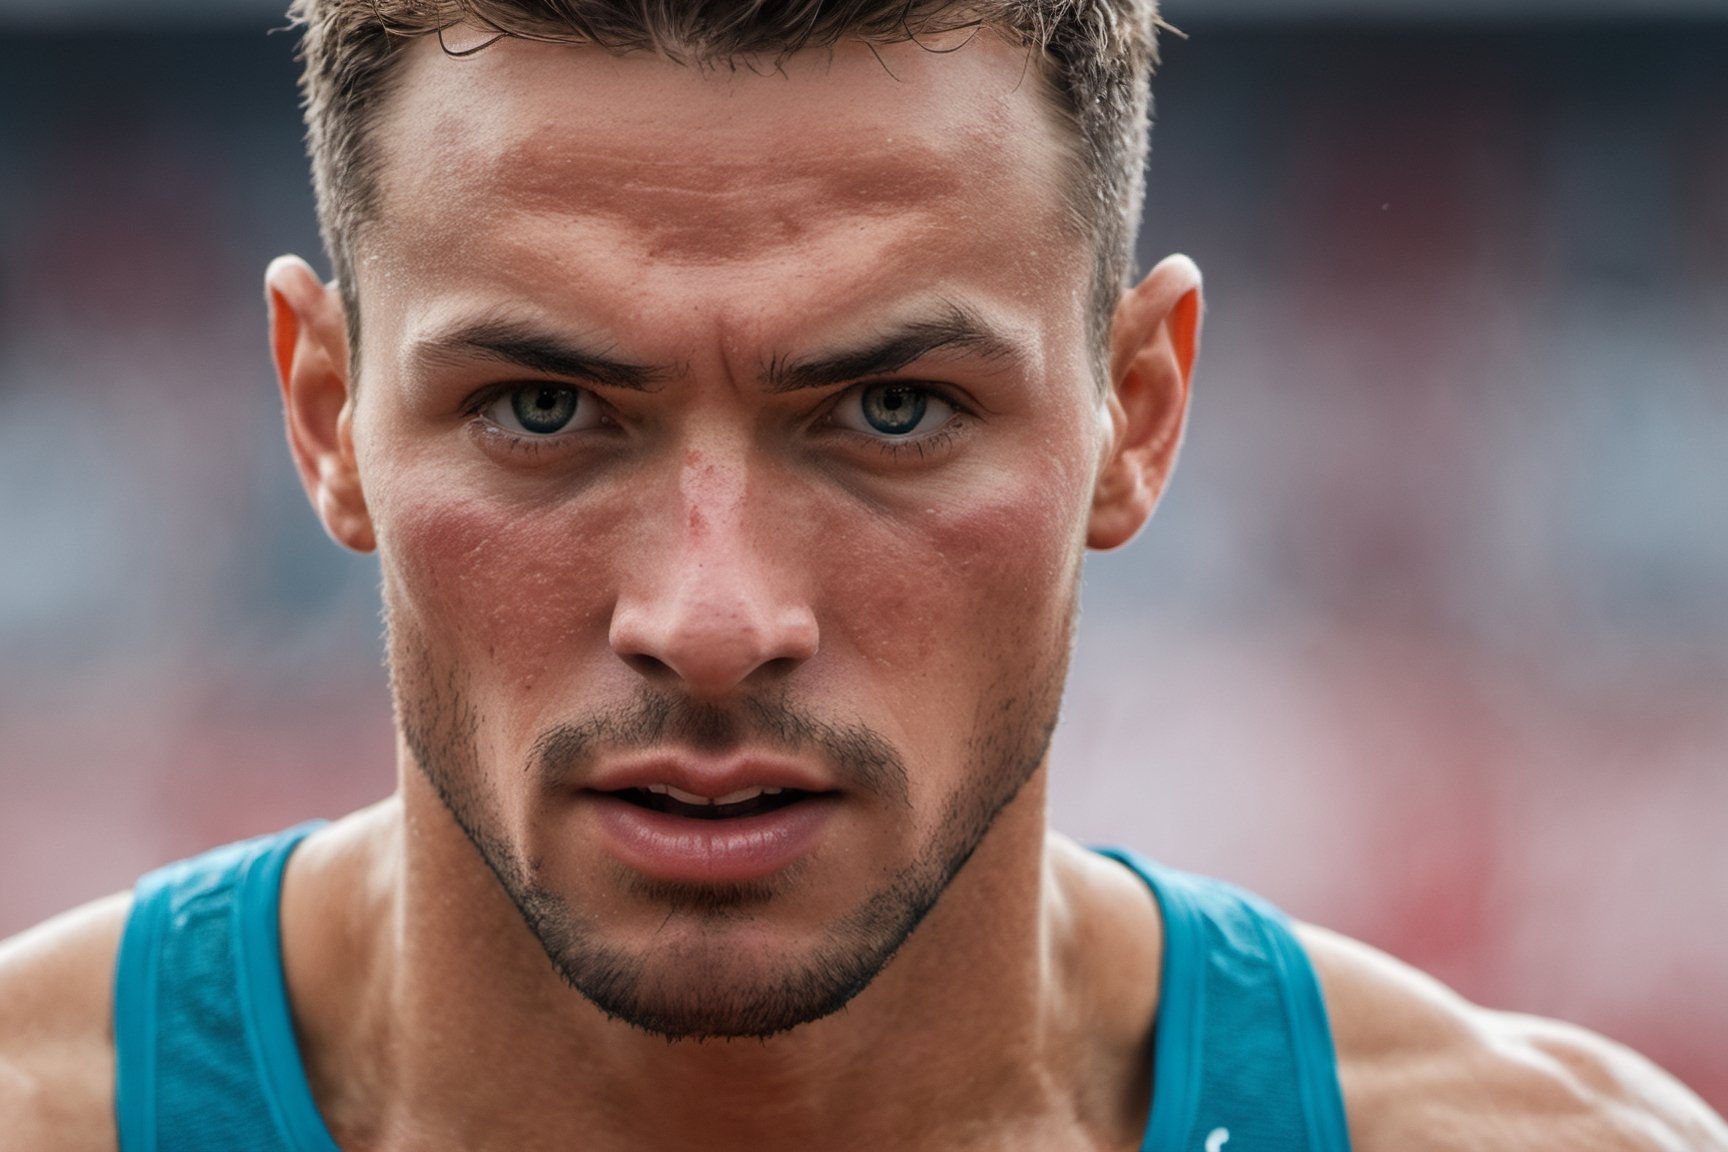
287,0,1165,362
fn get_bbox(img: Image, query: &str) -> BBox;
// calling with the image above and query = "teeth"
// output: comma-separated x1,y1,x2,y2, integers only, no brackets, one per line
642,784,779,806
714,787,768,806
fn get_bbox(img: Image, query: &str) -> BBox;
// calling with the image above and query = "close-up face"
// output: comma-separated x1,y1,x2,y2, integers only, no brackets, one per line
344,30,1112,1038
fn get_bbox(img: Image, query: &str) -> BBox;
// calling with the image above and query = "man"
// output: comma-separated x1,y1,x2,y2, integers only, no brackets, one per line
1,1,1723,1148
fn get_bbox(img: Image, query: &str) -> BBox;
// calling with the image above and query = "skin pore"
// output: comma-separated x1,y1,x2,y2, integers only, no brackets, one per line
263,30,1198,1152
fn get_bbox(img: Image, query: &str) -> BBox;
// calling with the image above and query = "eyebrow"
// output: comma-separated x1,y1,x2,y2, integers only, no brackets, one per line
762,302,1024,394
411,317,669,391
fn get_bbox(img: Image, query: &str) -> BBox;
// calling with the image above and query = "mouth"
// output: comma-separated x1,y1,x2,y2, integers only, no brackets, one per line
585,770,840,883
609,784,815,821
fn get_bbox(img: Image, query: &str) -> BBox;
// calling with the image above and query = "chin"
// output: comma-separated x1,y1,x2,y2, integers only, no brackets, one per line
522,894,903,1041
503,839,961,1041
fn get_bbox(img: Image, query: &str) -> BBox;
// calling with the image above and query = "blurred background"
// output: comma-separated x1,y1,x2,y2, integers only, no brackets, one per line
2,0,1724,1114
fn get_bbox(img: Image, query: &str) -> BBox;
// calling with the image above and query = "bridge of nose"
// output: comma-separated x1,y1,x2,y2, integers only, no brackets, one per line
607,436,821,695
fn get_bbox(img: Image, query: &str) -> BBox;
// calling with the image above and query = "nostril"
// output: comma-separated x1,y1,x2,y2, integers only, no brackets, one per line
759,655,804,677
620,652,675,680
609,591,818,693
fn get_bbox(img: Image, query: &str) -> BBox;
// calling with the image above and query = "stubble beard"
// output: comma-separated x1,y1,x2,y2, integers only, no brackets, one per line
388,610,1072,1043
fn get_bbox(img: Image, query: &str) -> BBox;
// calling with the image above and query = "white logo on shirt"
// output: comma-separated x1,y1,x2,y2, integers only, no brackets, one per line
1205,1129,1231,1152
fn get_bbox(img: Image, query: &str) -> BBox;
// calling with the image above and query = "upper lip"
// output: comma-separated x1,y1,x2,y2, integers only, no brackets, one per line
582,752,837,802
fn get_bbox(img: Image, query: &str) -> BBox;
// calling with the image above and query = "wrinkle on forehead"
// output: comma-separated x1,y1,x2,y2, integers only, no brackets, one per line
369,34,1073,268
498,147,969,263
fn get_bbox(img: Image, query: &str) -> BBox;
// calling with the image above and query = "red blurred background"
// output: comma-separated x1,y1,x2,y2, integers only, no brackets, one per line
1,6,1724,1113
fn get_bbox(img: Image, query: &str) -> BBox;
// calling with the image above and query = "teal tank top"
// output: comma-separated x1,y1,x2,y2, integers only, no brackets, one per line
113,826,1352,1151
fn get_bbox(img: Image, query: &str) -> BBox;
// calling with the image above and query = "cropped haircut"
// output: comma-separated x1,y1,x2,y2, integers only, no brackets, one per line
286,0,1165,369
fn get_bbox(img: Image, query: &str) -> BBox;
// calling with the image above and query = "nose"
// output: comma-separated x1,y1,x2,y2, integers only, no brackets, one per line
607,461,819,698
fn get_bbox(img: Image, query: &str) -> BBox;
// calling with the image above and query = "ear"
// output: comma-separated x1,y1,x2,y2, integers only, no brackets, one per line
266,255,376,554
1087,254,1204,551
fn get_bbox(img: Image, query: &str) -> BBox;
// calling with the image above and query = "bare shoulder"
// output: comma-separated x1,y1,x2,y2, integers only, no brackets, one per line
0,894,130,1152
1296,922,1728,1152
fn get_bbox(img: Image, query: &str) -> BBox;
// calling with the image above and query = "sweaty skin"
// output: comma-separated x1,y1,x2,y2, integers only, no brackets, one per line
3,31,1726,1152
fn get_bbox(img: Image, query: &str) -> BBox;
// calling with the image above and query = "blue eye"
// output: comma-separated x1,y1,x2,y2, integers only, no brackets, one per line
482,385,601,435
835,383,954,438
513,387,577,433
863,385,925,434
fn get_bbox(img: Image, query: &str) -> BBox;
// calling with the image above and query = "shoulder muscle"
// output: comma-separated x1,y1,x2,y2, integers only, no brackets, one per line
1297,923,1728,1152
0,894,129,1152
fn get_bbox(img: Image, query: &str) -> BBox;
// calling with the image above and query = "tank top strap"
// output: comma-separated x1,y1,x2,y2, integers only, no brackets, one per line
113,822,338,1152
1095,849,1353,1152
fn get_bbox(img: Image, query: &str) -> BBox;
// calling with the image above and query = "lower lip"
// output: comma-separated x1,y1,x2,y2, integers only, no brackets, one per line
586,793,838,884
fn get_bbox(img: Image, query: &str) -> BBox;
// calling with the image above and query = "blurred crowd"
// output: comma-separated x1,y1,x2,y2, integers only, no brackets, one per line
1,20,1724,1109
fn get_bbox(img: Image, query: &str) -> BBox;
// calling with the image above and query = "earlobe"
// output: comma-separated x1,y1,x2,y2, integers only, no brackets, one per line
1087,254,1204,552
266,255,376,554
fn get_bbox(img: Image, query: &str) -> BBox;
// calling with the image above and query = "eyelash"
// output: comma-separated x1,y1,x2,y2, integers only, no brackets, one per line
461,381,974,463
826,406,970,460
461,384,613,457
466,420,563,460
822,381,973,460
869,422,966,461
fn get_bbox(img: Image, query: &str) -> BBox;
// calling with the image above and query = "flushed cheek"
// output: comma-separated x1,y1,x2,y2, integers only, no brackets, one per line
378,484,621,713
817,470,1085,738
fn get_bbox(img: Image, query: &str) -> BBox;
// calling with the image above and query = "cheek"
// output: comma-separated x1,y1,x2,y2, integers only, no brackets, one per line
376,483,619,706
816,459,1087,731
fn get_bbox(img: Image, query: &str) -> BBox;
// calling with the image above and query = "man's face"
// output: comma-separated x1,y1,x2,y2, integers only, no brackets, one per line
349,31,1107,1038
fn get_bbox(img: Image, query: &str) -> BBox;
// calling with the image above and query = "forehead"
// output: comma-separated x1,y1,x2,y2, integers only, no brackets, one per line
362,32,1082,303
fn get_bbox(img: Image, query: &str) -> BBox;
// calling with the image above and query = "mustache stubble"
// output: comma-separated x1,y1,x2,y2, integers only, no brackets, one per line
527,686,912,810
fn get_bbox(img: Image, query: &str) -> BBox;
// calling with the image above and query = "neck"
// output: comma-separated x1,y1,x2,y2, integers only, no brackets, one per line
284,765,1157,1152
